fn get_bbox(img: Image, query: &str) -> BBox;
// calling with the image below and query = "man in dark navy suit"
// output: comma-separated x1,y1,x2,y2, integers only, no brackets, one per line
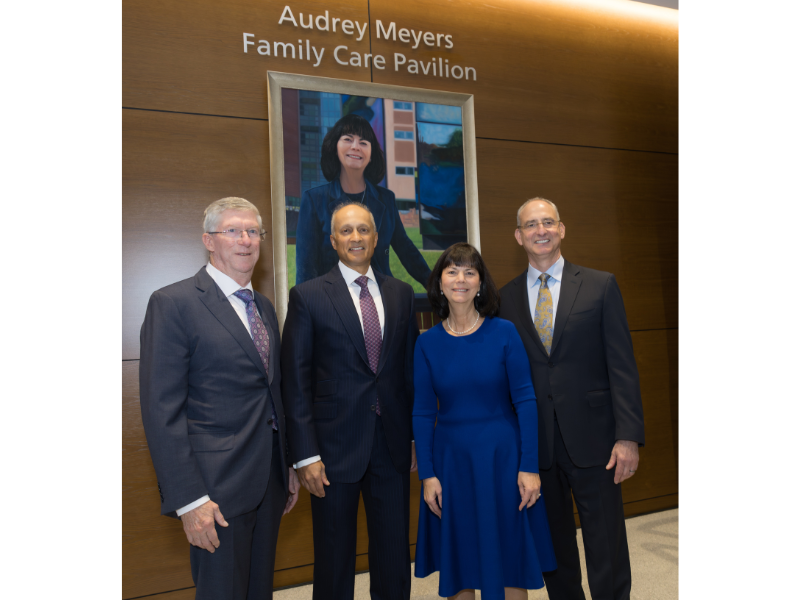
498,198,645,600
140,197,300,600
282,201,419,600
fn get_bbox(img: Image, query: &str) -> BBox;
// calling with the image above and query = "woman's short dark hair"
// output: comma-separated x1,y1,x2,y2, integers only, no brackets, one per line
320,113,386,184
427,243,501,319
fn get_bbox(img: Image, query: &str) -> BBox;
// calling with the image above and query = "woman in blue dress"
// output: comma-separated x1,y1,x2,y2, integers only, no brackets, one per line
413,243,556,600
294,113,431,286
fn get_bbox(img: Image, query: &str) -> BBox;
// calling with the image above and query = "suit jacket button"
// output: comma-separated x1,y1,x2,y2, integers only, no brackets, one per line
268,418,274,426
548,394,553,399
370,405,376,411
548,362,554,368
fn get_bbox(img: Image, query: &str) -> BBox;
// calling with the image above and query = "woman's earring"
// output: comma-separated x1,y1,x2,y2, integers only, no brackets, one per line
477,291,481,296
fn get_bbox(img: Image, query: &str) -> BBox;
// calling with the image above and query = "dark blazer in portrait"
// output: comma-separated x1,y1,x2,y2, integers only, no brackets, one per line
281,266,418,480
295,179,432,287
139,267,288,519
498,260,645,469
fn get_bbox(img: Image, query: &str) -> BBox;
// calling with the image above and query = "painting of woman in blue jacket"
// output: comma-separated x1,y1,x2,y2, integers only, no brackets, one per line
295,113,432,286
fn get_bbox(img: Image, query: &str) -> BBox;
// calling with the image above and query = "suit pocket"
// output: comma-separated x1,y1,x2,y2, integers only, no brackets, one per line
568,307,597,323
313,402,337,421
188,431,234,452
315,379,337,397
586,390,611,407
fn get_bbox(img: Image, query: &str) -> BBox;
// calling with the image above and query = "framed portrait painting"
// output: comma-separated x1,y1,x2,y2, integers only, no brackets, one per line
267,71,480,328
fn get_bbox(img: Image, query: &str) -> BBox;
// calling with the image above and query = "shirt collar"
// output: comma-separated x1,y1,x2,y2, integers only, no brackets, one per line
338,261,377,286
206,262,254,297
527,255,565,288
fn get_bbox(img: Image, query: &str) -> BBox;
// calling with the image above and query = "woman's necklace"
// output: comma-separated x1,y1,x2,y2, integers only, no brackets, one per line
447,311,480,336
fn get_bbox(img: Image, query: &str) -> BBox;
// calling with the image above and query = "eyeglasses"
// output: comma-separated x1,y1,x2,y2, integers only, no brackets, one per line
207,228,267,241
517,219,560,231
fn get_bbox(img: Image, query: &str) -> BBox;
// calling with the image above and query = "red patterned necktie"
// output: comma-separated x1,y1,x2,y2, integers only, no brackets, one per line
233,289,278,430
355,275,382,415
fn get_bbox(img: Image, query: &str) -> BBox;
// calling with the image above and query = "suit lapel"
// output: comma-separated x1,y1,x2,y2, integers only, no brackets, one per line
195,269,268,378
550,261,581,355
513,271,549,358
376,273,395,375
324,268,372,371
253,293,276,384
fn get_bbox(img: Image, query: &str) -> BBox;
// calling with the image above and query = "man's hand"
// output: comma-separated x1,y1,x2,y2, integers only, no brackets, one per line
422,477,443,518
606,440,640,484
283,468,301,515
410,442,417,473
297,461,330,497
180,500,228,553
518,471,541,510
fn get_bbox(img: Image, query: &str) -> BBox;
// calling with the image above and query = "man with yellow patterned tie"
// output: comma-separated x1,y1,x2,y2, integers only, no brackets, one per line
498,198,645,600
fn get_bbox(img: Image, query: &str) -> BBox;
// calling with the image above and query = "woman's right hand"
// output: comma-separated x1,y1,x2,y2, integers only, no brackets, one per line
423,477,443,518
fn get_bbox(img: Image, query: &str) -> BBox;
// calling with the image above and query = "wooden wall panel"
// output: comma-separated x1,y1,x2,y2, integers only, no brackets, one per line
122,109,273,360
123,361,194,599
475,138,678,331
622,329,678,503
123,0,372,119
370,0,678,153
123,0,677,153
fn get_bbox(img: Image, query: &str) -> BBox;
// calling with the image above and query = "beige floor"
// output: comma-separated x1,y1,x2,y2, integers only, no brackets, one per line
275,508,678,600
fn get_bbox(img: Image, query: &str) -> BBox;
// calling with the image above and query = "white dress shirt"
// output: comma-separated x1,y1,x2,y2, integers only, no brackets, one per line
176,263,257,517
526,255,565,326
293,262,385,469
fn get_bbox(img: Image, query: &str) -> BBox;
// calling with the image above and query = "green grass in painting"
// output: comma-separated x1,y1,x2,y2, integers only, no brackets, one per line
287,244,296,289
389,248,441,293
285,227,441,293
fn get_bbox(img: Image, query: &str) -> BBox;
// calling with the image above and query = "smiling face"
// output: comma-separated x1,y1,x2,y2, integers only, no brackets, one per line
202,209,261,286
440,263,481,310
336,133,372,174
514,200,566,271
330,204,378,274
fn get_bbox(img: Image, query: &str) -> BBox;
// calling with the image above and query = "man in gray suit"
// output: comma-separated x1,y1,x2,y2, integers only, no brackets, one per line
498,198,645,600
140,197,299,600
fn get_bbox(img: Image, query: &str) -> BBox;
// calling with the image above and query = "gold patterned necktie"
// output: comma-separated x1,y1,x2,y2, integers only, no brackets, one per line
534,274,554,355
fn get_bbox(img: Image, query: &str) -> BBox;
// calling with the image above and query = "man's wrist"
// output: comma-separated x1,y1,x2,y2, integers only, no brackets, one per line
293,455,321,469
176,495,210,516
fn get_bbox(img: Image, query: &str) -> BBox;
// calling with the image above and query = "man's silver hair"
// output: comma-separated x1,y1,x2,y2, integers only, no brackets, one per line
516,197,561,226
203,197,263,233
330,201,377,232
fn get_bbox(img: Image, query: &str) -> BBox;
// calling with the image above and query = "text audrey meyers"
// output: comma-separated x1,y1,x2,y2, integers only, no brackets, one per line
243,5,478,82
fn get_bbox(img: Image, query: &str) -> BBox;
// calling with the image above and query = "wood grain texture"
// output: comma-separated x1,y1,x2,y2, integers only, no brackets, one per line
123,0,372,119
621,329,678,503
123,361,194,599
122,109,273,360
124,0,676,153
475,137,678,331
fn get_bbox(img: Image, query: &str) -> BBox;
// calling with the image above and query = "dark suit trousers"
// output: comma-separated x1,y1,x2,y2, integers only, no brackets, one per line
190,430,286,600
310,417,411,600
540,418,632,600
